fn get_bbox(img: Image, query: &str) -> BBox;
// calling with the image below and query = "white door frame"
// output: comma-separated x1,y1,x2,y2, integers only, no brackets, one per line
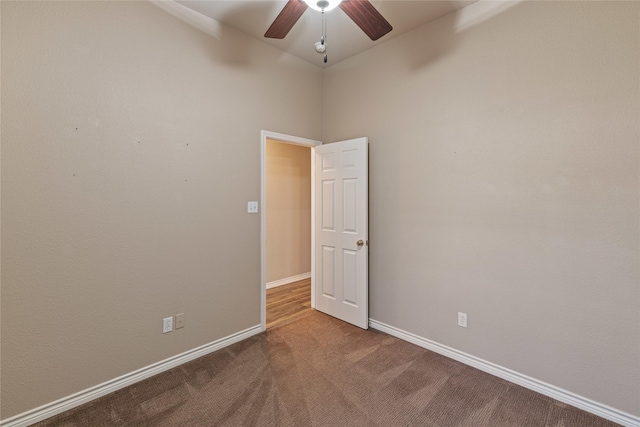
260,130,322,331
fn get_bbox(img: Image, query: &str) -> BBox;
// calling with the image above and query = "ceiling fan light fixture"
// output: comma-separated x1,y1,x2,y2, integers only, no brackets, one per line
303,0,342,12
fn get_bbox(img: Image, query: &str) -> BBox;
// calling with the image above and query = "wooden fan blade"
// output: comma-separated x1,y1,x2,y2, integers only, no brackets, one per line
265,0,309,39
339,0,392,41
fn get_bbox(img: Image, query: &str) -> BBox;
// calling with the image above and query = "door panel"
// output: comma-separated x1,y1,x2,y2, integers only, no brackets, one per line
343,179,358,233
321,246,336,298
342,249,358,305
314,138,368,329
322,181,335,231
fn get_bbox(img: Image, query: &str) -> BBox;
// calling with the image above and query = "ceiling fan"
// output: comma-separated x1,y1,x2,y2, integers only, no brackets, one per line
264,0,393,41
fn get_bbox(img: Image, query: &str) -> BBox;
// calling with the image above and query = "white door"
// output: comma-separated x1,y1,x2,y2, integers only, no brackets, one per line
314,137,368,329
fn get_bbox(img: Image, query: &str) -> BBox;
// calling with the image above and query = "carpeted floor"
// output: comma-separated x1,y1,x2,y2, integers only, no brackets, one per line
35,311,620,426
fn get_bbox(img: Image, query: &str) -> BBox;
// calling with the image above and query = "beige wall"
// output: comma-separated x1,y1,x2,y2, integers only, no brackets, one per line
323,0,639,417
0,1,322,418
266,140,311,283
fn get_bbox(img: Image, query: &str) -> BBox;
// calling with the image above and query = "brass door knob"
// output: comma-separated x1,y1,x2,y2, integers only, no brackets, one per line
357,240,364,247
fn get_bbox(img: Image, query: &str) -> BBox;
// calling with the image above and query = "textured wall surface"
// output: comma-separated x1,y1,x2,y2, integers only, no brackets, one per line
266,140,311,283
323,1,639,417
1,1,321,418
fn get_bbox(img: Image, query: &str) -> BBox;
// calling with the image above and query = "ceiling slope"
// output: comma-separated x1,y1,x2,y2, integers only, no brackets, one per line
176,1,476,67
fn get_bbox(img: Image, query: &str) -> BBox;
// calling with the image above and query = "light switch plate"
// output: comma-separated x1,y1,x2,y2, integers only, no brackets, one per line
247,201,259,213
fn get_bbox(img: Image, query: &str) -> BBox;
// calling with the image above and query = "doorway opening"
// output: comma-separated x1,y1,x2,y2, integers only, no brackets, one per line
260,131,321,331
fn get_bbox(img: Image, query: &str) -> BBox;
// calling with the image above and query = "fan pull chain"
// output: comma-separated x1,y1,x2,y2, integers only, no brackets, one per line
321,7,327,63
313,0,330,63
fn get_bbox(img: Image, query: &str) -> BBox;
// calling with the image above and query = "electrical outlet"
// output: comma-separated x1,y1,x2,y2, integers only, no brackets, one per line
163,316,173,333
458,312,468,328
247,201,258,213
175,313,185,329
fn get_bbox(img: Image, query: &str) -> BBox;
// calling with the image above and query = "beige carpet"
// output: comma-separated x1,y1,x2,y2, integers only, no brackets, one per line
35,311,619,426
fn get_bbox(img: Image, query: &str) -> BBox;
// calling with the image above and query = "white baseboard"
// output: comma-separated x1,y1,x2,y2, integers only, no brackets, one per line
266,272,311,290
368,319,639,427
0,324,262,427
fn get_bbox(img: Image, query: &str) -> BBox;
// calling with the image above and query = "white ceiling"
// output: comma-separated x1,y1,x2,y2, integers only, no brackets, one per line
175,1,476,67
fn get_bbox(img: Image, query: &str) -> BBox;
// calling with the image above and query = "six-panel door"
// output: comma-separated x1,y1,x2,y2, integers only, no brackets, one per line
314,138,368,329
